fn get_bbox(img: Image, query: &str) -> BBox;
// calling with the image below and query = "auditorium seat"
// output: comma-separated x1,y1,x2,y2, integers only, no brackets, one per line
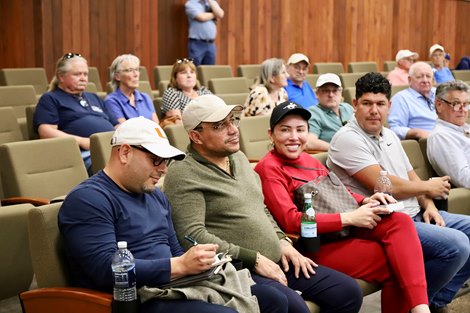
237,64,261,82
87,67,107,99
452,70,470,81
19,202,112,313
391,85,408,96
0,68,48,97
158,80,169,96
25,104,38,140
347,62,378,73
305,74,320,87
339,72,367,88
197,65,233,87
383,61,397,72
0,137,88,204
153,65,173,88
217,93,249,106
208,77,251,94
238,115,270,162
0,107,25,143
0,202,35,302
0,85,38,139
164,123,189,152
342,87,356,105
313,63,344,74
90,131,114,174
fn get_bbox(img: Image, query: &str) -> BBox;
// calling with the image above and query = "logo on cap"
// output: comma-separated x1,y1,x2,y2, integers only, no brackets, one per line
154,127,167,139
284,102,297,110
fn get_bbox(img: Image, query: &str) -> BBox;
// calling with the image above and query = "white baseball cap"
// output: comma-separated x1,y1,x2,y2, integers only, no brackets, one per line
429,44,445,57
287,53,310,65
395,50,419,62
111,117,185,160
182,94,243,132
316,73,342,88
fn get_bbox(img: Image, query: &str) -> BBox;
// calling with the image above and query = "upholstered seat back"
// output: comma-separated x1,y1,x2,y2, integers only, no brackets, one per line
0,137,88,199
0,203,34,299
90,131,114,174
239,115,271,162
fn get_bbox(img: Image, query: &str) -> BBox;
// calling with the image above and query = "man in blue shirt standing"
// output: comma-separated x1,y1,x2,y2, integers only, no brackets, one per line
186,0,224,66
285,53,319,109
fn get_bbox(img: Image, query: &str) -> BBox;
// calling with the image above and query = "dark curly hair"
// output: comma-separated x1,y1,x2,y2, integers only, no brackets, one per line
355,72,391,101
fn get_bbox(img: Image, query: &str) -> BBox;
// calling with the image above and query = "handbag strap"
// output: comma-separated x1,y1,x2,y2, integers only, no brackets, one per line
282,163,331,183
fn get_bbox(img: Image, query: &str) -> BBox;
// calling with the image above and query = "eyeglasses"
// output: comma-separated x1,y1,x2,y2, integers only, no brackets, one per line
194,115,241,132
131,146,171,167
318,87,341,94
440,98,470,111
176,58,194,64
62,53,82,60
119,68,140,74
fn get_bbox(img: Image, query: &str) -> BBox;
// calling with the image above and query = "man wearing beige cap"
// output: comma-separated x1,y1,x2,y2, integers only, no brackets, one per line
285,53,319,109
59,117,249,313
307,73,353,150
164,94,363,313
429,44,454,84
387,49,419,86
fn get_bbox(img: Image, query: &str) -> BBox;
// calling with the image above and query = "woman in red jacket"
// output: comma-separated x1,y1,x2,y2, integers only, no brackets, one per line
254,101,430,313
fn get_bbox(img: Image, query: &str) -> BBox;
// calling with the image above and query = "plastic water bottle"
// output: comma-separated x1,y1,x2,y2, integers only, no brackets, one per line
112,241,138,313
374,170,392,195
300,193,320,252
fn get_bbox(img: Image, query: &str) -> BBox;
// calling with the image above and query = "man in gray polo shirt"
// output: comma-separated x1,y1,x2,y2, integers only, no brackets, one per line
327,72,470,313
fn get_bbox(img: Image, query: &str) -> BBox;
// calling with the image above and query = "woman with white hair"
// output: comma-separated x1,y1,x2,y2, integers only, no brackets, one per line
243,58,288,117
105,54,159,124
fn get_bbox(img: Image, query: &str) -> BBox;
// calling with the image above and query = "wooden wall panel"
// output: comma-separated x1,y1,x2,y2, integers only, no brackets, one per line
0,0,469,89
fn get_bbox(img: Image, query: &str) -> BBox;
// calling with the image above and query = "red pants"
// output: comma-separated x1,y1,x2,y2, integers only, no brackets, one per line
307,212,428,313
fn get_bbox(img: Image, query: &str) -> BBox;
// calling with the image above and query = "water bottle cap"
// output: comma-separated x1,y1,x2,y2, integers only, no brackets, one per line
117,241,127,249
304,193,312,199
380,170,388,176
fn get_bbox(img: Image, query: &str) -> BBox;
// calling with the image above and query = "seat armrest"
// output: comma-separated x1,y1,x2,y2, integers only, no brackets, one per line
20,287,112,313
1,196,50,207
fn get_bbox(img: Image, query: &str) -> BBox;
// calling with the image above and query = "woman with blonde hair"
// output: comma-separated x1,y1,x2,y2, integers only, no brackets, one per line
105,54,159,124
160,58,212,125
243,58,289,116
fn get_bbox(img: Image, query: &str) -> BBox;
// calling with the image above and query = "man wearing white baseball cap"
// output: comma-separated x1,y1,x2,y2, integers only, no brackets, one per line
59,117,256,313
285,53,319,109
165,95,363,313
387,49,419,86
429,44,454,83
307,73,353,151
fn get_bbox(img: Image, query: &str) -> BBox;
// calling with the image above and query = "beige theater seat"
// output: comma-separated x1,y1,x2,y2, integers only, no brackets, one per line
313,63,344,75
90,131,114,174
239,115,271,162
19,202,112,313
347,62,378,73
197,65,233,87
0,202,35,301
0,137,88,205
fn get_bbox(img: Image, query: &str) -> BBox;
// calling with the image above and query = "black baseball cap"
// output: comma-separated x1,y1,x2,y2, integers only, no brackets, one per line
270,101,312,129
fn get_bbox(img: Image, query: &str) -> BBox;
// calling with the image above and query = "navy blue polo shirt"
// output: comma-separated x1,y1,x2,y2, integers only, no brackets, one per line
34,88,117,137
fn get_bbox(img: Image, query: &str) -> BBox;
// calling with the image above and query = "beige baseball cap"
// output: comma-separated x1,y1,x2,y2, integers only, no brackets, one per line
316,73,342,88
182,95,243,132
429,44,445,57
287,53,310,65
111,117,185,160
395,50,419,62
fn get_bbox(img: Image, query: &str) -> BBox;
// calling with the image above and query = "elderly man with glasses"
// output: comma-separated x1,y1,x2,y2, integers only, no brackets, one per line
427,80,470,189
33,53,118,175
